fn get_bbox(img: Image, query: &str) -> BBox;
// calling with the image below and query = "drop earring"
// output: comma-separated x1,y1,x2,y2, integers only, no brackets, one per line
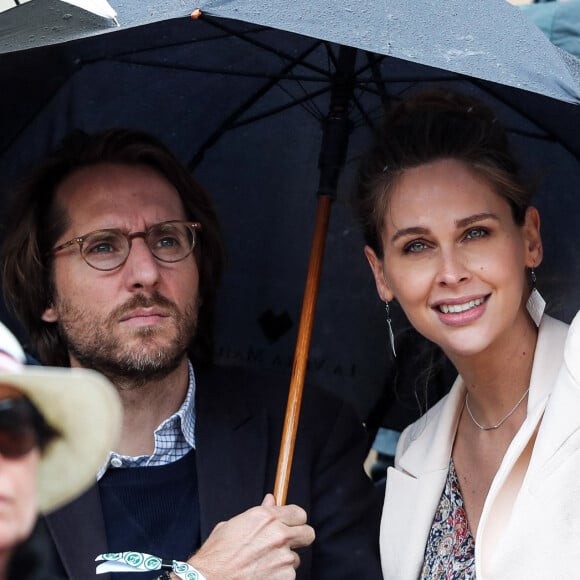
526,266,546,327
385,300,397,358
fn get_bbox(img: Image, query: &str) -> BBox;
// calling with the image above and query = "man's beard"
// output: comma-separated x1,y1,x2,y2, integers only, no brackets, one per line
54,291,198,389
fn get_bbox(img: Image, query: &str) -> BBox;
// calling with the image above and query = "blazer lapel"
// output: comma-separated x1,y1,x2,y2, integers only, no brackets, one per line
381,467,448,579
527,355,580,488
195,368,269,541
526,315,577,474
477,315,570,570
45,484,109,580
382,378,465,579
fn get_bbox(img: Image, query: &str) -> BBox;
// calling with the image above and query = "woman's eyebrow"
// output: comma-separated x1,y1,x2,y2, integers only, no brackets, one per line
391,226,429,243
455,212,499,228
390,213,500,243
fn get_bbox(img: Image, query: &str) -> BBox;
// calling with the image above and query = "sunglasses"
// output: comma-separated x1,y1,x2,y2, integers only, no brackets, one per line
0,397,51,458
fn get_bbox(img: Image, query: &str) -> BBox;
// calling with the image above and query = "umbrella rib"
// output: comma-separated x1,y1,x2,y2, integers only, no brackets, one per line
350,91,379,131
469,79,580,163
341,53,394,130
270,42,345,121
109,56,330,83
92,25,269,62
113,55,454,92
339,56,386,127
366,52,391,109
229,86,331,128
200,14,332,78
276,82,325,122
187,41,327,170
110,55,328,122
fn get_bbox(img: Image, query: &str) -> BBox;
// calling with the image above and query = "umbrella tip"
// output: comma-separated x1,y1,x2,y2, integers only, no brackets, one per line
191,8,202,19
112,16,120,27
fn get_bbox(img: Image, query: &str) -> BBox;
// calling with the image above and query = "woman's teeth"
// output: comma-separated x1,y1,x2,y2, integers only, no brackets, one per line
439,297,484,314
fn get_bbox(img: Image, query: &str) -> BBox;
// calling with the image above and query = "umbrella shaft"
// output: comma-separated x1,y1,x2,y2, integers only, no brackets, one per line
274,195,333,505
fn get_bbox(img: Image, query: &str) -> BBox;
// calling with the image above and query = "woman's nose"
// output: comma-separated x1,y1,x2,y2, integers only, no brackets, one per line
435,248,471,286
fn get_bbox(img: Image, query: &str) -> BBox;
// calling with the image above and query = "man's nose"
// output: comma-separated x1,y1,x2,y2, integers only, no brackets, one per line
122,237,161,290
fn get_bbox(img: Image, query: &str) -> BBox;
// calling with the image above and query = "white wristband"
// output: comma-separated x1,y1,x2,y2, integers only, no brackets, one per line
95,552,208,580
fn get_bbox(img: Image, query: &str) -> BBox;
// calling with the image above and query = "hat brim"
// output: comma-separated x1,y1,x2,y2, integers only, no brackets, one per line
0,367,121,513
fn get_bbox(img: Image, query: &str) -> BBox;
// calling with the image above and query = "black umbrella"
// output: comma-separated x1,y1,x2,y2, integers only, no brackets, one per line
1,0,580,501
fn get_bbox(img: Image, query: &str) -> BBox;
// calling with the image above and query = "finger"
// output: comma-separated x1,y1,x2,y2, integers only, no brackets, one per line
261,493,276,507
292,550,301,570
276,504,308,526
288,523,315,549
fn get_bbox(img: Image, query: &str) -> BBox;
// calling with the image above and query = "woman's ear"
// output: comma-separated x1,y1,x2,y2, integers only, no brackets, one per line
523,206,543,268
364,246,395,302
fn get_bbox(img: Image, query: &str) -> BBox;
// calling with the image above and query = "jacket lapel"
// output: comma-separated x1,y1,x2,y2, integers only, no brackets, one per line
45,484,109,580
381,467,448,579
382,378,465,579
195,368,269,541
525,315,576,474
477,315,571,572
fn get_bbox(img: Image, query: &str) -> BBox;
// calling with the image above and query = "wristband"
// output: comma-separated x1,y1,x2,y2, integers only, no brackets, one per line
96,552,207,580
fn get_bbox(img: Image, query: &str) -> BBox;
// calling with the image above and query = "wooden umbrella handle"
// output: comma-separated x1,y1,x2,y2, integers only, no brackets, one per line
273,194,333,505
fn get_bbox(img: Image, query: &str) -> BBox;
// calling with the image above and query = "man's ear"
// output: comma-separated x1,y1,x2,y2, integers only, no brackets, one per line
523,206,543,268
364,246,394,302
41,305,58,323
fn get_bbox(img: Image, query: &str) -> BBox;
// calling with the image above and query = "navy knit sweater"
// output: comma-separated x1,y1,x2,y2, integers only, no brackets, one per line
99,450,200,580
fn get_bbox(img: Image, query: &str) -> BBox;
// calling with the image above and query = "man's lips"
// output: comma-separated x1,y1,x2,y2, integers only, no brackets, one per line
119,308,170,324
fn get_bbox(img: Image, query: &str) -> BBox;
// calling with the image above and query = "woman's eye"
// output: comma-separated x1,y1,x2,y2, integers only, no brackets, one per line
403,240,429,254
464,227,488,240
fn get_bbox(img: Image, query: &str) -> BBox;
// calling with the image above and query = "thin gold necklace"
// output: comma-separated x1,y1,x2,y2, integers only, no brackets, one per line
465,388,530,431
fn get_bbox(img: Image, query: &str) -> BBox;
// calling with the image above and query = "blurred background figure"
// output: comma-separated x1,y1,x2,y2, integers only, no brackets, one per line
0,322,121,580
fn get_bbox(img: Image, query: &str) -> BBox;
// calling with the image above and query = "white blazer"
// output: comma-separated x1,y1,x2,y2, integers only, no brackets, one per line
380,313,580,579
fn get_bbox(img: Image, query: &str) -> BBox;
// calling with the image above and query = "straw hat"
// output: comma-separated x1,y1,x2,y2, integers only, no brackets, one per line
0,322,121,513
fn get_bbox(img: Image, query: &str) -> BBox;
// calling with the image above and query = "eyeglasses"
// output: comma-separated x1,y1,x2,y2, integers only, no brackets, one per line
52,220,202,271
0,397,44,458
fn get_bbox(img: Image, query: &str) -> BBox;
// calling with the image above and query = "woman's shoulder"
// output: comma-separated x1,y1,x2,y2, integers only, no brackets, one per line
563,310,580,383
533,314,570,375
540,313,569,336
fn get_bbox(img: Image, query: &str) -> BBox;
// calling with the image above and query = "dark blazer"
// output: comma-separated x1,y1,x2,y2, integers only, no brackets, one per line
44,366,383,579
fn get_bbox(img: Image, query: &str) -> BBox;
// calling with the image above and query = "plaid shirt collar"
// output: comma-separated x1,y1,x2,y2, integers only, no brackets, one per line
98,361,196,479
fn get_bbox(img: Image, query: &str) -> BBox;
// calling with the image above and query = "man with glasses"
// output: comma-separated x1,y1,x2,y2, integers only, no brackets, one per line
1,129,382,580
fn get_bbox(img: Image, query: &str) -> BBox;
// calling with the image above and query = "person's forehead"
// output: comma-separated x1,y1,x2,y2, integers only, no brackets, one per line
55,162,188,231
388,160,506,213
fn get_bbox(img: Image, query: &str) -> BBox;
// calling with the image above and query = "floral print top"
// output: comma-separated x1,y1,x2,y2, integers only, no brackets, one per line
420,458,476,579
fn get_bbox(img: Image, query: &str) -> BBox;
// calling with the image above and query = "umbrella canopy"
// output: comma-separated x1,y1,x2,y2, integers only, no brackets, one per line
1,0,579,443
